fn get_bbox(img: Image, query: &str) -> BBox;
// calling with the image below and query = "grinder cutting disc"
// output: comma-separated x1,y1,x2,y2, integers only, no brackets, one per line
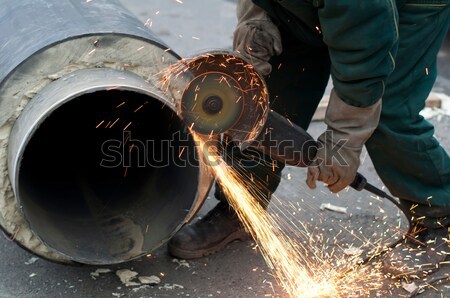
181,72,244,135
180,52,269,143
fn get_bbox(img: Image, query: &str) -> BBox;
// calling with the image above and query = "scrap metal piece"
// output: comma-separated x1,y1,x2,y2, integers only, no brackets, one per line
320,203,348,214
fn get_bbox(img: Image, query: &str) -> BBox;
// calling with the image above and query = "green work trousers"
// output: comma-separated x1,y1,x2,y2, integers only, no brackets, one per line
366,3,450,220
218,1,450,222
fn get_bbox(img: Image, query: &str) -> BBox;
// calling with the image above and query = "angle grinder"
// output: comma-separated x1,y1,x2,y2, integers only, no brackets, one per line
179,51,409,221
180,51,269,145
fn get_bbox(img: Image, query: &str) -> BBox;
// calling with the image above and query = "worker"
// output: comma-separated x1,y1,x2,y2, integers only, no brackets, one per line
169,0,450,278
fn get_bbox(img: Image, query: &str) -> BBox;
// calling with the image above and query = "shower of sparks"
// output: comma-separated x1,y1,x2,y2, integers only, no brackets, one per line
106,86,120,91
95,120,104,129
134,103,147,113
123,121,132,131
94,94,153,180
109,117,120,128
152,51,410,297
194,135,396,297
144,18,153,28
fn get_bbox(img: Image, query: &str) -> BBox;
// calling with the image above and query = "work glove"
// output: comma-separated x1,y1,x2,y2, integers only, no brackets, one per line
306,89,381,193
233,0,282,76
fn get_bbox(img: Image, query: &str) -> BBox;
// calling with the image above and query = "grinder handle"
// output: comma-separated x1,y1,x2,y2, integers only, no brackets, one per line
250,110,368,191
350,172,367,191
251,110,318,167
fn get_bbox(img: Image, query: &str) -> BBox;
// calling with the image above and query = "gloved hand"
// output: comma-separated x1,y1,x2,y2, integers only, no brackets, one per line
233,0,282,76
306,89,381,193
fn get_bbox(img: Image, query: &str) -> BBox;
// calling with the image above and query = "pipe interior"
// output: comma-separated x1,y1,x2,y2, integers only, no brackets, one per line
18,90,199,264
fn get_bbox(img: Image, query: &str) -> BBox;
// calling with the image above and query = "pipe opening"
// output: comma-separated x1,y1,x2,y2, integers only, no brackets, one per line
17,89,199,264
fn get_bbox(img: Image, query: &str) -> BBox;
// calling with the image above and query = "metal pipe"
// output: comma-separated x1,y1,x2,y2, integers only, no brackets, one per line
0,0,213,264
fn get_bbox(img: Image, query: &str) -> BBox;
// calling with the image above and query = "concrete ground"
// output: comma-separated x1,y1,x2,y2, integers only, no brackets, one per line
0,1,449,297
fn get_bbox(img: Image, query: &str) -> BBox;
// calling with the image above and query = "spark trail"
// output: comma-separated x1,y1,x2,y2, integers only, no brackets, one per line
154,52,405,297
194,135,389,297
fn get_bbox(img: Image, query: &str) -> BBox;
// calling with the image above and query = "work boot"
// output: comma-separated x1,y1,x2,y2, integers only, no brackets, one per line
382,224,450,278
168,202,250,259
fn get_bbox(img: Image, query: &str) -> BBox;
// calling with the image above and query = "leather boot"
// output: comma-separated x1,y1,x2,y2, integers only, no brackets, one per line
382,224,450,278
168,202,250,259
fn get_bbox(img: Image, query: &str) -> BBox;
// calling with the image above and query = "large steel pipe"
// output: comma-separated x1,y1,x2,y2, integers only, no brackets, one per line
0,0,212,264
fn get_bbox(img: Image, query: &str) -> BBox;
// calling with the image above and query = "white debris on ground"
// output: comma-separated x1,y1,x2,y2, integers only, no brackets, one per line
114,269,161,288
138,275,161,285
402,281,419,294
132,285,150,293
112,270,181,294
421,107,450,120
158,283,184,290
116,269,140,287
421,92,450,120
29,273,37,278
90,268,112,279
343,246,364,256
319,203,348,214
112,293,124,298
172,258,190,269
24,257,39,265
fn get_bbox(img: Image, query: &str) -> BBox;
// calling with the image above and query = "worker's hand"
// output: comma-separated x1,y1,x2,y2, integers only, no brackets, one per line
306,89,381,193
306,133,362,193
233,0,282,76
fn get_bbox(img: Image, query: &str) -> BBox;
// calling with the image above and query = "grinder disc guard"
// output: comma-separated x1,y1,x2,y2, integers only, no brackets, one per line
181,72,244,135
180,52,269,143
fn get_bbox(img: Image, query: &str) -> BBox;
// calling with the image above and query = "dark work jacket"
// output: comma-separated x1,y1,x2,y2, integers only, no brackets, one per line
252,0,447,107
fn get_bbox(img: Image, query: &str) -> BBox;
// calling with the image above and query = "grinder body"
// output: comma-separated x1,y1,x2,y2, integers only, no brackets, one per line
180,51,317,167
180,51,373,191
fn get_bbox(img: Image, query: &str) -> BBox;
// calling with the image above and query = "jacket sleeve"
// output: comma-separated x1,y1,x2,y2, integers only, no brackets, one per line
318,0,399,107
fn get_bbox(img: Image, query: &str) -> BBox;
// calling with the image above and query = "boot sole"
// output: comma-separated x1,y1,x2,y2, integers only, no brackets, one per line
168,229,250,259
